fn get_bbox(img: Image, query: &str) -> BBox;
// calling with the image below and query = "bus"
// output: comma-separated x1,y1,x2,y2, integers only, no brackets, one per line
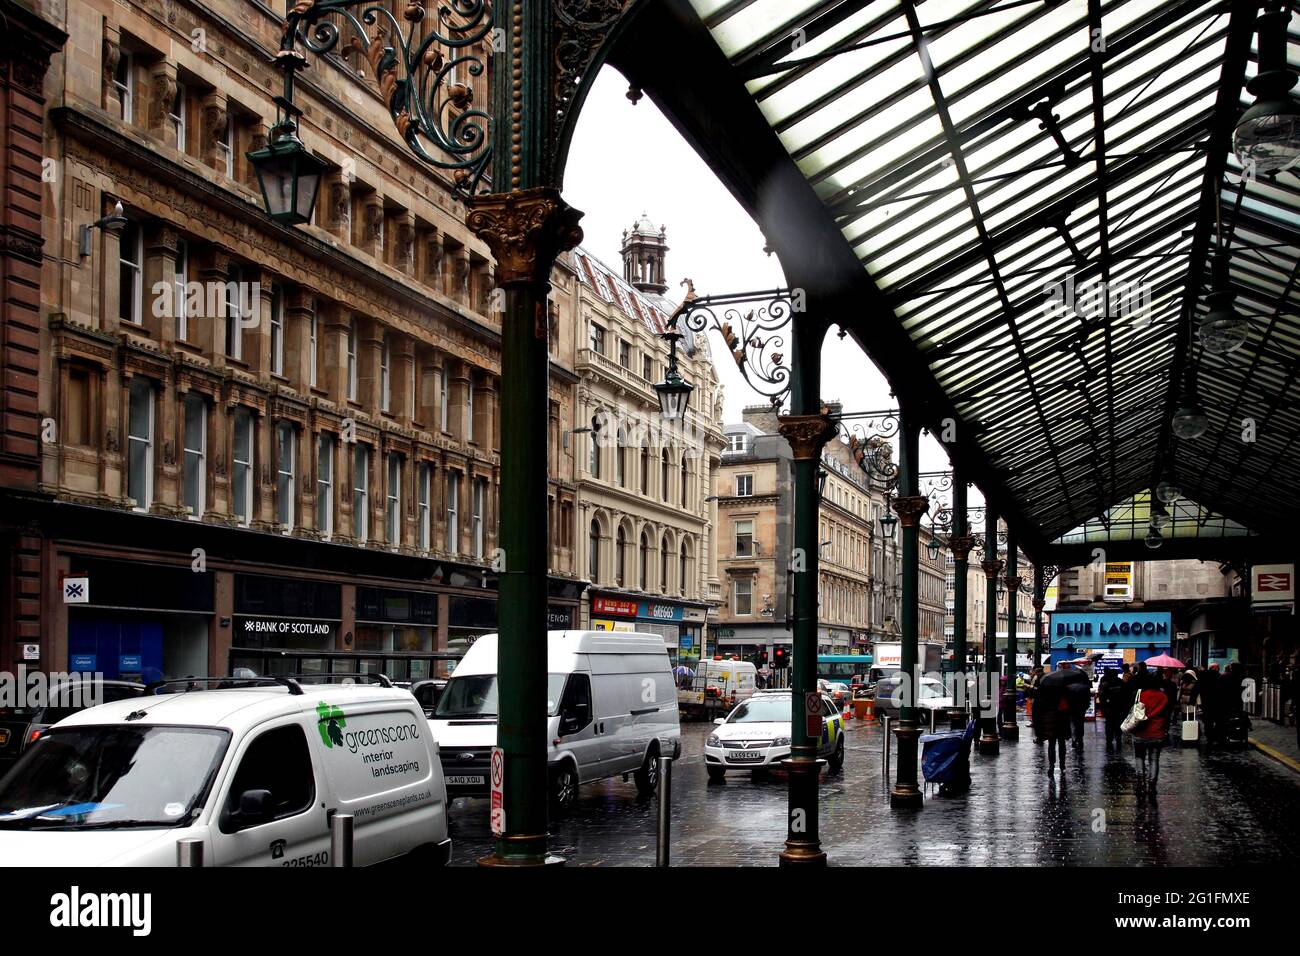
817,654,873,688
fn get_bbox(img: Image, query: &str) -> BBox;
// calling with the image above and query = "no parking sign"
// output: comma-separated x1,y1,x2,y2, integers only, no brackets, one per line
489,746,505,836
805,691,822,739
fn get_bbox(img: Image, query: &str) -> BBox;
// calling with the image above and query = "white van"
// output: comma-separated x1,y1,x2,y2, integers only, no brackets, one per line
0,679,450,866
677,658,758,719
430,630,680,815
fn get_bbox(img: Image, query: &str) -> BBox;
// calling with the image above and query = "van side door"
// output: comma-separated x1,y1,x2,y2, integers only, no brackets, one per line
210,719,331,867
555,673,600,781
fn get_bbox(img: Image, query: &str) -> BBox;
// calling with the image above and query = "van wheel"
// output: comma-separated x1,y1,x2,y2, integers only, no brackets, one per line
829,737,845,772
550,762,578,817
633,746,660,796
707,765,726,784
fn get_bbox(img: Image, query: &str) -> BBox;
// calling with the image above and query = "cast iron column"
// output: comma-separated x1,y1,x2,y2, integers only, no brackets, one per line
468,0,584,866
1032,564,1045,670
946,472,974,730
776,330,837,866
1000,532,1020,741
977,510,1002,756
890,408,927,809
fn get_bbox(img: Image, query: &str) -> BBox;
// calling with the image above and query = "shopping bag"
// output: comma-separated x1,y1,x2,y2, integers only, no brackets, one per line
1120,694,1146,734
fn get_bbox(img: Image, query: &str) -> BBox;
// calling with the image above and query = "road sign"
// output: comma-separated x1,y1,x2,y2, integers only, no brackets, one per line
489,746,505,836
805,691,822,738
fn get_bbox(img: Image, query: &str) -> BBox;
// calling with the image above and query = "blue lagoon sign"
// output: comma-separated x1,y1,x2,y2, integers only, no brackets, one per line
1049,610,1172,647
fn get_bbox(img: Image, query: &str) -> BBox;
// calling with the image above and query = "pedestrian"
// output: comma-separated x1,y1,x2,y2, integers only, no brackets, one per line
1200,663,1221,743
1097,668,1131,749
1025,665,1044,737
1289,665,1300,751
1127,671,1173,793
1032,670,1071,775
1062,664,1091,752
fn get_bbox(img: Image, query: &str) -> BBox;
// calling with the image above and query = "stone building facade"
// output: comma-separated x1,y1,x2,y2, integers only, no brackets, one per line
1,0,585,680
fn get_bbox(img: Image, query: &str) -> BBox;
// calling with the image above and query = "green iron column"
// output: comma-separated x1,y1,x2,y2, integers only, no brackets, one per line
890,407,927,809
1000,532,1020,741
468,0,584,867
946,472,974,731
1032,565,1046,670
776,325,837,866
977,510,1003,756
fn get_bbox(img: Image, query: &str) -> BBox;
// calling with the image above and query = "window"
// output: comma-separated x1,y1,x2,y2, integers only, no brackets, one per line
679,543,688,597
346,319,358,401
736,474,754,497
225,264,243,359
126,378,153,510
353,444,370,544
113,52,133,122
660,450,670,502
232,410,253,526
472,478,485,559
317,434,334,538
588,519,601,582
735,519,754,557
734,577,753,616
409,355,417,420
618,339,631,368
118,219,142,326
445,471,459,553
219,725,314,834
174,240,189,340
589,431,600,478
216,112,234,177
182,393,206,518
615,428,627,487
66,368,92,445
616,526,627,586
380,333,392,412
169,82,186,151
308,309,318,388
466,374,475,441
270,286,284,376
417,463,432,552
639,532,649,590
660,535,670,593
727,433,748,453
589,323,605,355
386,453,401,548
680,457,688,507
642,355,652,381
275,422,295,532
438,366,449,431
641,440,651,493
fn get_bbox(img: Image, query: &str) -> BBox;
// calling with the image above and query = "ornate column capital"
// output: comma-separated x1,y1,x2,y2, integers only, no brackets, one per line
947,534,976,562
981,558,1004,580
776,413,838,461
1003,574,1022,592
891,495,929,528
466,187,584,286
1031,597,1045,612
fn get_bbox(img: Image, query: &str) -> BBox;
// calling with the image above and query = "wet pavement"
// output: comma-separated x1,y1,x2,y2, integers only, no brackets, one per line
446,714,1300,866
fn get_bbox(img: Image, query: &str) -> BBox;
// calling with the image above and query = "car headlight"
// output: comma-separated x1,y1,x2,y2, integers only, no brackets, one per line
772,736,791,747
706,734,721,748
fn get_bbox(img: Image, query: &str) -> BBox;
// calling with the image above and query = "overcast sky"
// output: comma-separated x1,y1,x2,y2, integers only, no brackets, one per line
564,66,966,491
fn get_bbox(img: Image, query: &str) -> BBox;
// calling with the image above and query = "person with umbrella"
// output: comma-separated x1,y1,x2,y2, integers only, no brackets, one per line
1097,665,1131,750
1056,661,1092,753
1032,665,1074,776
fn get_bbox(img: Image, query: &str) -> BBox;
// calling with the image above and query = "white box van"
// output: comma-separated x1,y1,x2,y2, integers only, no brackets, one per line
429,630,680,815
0,679,450,867
677,658,758,719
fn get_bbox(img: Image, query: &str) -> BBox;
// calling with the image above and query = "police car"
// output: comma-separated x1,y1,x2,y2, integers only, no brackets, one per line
703,689,844,782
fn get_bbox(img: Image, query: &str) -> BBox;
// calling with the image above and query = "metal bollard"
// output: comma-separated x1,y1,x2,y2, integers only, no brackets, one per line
929,708,937,734
331,812,354,867
655,756,673,867
881,715,892,783
176,838,204,867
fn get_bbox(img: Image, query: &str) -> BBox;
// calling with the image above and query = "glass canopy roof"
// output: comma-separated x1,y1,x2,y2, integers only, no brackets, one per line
1051,490,1252,544
688,0,1299,547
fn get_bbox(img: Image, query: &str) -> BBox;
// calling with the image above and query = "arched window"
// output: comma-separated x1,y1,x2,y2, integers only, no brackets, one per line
660,534,670,593
679,542,689,597
588,518,600,582
680,456,688,507
639,531,650,591
660,449,670,502
615,427,627,487
616,525,627,586
641,437,651,493
589,429,600,479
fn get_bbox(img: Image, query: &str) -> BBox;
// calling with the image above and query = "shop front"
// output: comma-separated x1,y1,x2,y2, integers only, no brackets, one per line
588,593,708,667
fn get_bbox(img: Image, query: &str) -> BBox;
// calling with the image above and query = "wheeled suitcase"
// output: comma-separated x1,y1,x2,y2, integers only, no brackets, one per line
1180,706,1199,744
1224,713,1250,746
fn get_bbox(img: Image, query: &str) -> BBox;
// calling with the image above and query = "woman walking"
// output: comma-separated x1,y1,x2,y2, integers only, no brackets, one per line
1128,672,1173,793
1031,671,1072,776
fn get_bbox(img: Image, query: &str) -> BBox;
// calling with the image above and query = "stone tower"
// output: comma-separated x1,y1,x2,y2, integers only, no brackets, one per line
620,213,669,295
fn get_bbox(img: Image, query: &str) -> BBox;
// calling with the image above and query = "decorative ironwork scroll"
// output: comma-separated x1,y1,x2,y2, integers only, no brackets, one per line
283,0,493,195
679,288,799,408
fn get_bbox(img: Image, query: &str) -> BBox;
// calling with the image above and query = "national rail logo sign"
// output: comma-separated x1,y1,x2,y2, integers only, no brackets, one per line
1252,564,1295,604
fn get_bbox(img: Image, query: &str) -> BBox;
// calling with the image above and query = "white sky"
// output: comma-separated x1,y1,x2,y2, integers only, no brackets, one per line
565,67,969,494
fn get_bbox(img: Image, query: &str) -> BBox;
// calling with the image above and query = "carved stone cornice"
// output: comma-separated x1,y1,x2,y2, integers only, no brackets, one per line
947,533,976,562
776,413,838,461
466,188,584,287
891,494,929,529
981,558,1004,580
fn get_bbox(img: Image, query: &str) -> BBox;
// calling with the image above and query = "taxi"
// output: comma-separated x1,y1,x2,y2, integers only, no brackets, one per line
704,689,844,782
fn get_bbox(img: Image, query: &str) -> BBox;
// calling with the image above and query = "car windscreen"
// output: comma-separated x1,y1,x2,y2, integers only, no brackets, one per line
435,674,568,718
0,725,229,830
726,695,790,724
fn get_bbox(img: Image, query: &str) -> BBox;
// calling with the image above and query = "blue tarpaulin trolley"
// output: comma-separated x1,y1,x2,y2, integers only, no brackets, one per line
920,719,976,795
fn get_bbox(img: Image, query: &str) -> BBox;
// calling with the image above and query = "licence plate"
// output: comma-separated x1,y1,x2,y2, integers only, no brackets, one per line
727,750,763,762
446,775,486,786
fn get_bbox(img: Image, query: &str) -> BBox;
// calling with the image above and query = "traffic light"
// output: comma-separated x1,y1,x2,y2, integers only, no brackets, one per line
760,650,769,666
773,646,788,668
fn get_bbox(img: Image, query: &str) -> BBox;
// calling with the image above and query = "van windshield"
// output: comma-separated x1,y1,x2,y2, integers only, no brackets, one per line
0,726,229,830
435,674,569,719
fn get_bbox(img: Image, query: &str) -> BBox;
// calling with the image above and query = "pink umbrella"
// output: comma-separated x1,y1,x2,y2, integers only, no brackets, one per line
1144,653,1183,669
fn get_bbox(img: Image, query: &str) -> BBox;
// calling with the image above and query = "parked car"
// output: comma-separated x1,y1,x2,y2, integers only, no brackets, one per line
0,679,145,780
401,679,447,718
428,631,681,815
0,678,450,866
872,675,954,726
825,682,851,709
703,689,844,782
